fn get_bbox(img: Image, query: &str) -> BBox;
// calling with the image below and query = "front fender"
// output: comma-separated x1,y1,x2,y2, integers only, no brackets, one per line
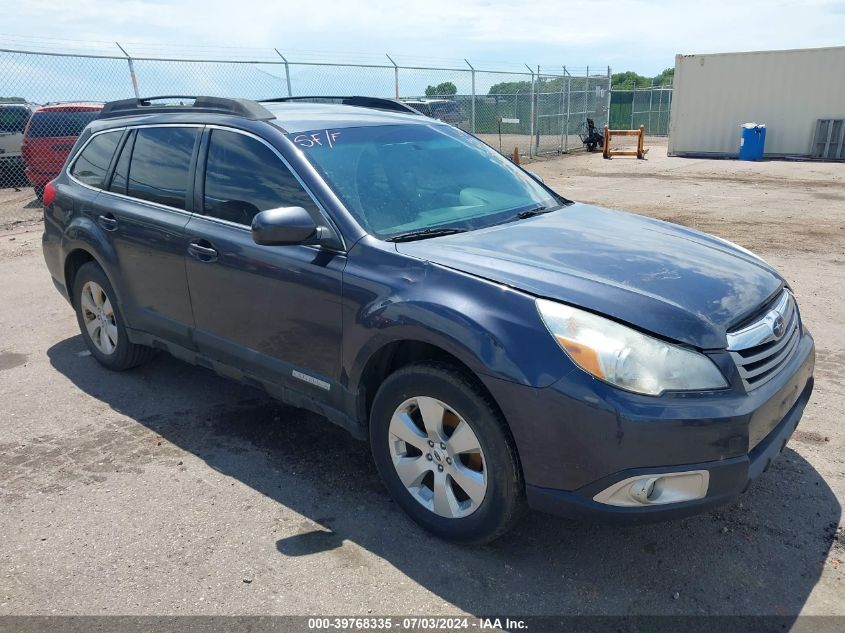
342,240,575,395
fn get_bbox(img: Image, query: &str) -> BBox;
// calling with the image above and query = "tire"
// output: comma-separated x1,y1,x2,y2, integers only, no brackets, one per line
370,361,525,544
72,261,155,371
33,186,44,202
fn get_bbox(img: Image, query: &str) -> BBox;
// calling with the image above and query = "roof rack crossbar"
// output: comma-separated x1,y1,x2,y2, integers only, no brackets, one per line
98,95,275,121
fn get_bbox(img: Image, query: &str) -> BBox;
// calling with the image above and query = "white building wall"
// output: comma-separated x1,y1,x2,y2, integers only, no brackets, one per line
668,46,845,157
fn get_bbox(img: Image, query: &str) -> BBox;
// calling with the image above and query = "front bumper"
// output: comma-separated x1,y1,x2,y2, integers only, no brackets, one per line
526,375,812,523
484,331,815,523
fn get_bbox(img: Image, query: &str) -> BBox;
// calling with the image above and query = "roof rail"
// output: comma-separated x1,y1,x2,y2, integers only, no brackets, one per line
262,96,423,115
98,96,275,121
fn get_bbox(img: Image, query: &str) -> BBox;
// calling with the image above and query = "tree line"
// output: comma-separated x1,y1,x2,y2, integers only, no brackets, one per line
424,68,674,97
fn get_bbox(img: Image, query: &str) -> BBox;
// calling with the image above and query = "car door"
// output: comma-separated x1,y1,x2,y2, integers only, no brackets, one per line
85,125,200,349
184,126,345,400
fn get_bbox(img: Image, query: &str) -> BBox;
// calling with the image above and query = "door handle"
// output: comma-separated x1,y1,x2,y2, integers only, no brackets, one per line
188,240,218,262
97,213,118,231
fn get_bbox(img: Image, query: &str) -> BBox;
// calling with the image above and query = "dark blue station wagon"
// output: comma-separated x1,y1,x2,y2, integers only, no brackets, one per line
42,96,815,543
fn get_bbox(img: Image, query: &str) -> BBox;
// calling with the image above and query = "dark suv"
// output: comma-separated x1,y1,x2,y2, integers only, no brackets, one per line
42,96,815,544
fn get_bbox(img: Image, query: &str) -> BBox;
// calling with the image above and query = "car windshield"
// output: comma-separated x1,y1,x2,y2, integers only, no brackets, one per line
290,124,563,239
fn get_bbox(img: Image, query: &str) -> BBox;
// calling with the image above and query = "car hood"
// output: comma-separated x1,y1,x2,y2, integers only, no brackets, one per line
395,203,784,349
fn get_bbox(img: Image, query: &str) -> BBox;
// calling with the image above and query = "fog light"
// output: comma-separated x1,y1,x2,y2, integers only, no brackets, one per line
593,470,710,507
629,477,658,504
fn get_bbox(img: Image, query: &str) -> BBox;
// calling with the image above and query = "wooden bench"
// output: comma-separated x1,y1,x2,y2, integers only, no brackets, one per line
603,124,648,159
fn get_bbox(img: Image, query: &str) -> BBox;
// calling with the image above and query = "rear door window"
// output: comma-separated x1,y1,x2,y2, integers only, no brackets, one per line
202,129,316,225
27,111,100,138
127,127,199,210
70,131,121,188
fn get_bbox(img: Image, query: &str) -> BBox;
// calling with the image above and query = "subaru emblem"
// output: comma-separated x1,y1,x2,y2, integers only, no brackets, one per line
772,314,786,339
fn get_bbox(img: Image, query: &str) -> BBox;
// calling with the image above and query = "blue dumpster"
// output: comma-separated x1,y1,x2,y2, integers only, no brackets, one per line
739,123,766,161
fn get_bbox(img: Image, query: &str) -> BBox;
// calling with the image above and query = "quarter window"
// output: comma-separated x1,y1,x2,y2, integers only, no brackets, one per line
127,127,199,210
203,129,316,225
70,131,121,188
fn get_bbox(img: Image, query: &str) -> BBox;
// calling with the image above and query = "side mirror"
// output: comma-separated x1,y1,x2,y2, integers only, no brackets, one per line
251,206,318,246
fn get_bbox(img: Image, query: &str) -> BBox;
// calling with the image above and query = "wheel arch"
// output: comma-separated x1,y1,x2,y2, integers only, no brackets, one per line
355,339,509,432
60,217,123,308
62,245,126,310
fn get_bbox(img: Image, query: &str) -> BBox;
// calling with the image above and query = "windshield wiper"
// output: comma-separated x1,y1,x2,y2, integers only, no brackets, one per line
386,227,467,242
490,204,560,227
515,206,548,219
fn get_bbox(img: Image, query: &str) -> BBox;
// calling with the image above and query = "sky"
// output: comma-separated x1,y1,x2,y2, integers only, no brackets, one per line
4,0,845,76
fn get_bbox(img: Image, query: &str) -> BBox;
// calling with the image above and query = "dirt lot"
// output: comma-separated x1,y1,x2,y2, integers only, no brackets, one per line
1,139,843,618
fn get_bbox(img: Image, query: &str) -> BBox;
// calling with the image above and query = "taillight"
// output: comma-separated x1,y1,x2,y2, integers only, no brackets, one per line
43,181,57,207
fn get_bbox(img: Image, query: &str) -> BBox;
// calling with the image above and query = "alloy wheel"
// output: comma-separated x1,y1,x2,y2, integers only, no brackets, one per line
388,396,487,518
80,280,118,355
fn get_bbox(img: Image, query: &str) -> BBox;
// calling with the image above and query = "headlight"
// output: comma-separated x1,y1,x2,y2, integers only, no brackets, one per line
536,299,728,396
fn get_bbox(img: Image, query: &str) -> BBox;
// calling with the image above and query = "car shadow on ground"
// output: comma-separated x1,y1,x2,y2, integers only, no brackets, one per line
48,335,841,617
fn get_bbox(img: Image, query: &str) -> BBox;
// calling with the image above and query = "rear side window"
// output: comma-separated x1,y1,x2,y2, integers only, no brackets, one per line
0,107,31,133
127,127,199,210
70,131,121,188
27,111,99,138
202,129,316,225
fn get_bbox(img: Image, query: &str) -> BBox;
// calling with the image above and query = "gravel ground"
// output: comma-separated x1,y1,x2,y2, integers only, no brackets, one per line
0,140,843,617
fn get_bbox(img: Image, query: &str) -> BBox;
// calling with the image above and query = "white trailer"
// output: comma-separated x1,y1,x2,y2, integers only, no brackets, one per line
668,46,845,158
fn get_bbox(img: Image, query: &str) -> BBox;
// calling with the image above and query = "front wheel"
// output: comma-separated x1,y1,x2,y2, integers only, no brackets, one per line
370,362,525,544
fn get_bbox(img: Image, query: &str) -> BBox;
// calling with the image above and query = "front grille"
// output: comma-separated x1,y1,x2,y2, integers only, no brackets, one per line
727,290,801,390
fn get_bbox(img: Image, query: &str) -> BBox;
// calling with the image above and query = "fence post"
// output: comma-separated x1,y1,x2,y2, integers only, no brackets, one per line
535,65,541,154
557,67,565,152
115,41,140,98
606,66,612,129
386,54,399,98
648,79,654,135
274,49,293,97
585,64,590,121
655,86,661,135
525,64,535,158
564,66,571,152
465,59,476,134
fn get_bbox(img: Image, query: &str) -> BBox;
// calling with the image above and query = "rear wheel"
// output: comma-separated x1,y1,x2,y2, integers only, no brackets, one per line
370,362,525,544
72,261,155,370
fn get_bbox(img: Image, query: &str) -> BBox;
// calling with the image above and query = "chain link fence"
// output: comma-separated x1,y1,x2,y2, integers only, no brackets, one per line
1,44,613,192
609,86,673,137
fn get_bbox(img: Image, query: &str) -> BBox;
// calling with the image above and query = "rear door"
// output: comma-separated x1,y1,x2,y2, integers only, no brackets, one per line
184,126,345,397
82,125,200,348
